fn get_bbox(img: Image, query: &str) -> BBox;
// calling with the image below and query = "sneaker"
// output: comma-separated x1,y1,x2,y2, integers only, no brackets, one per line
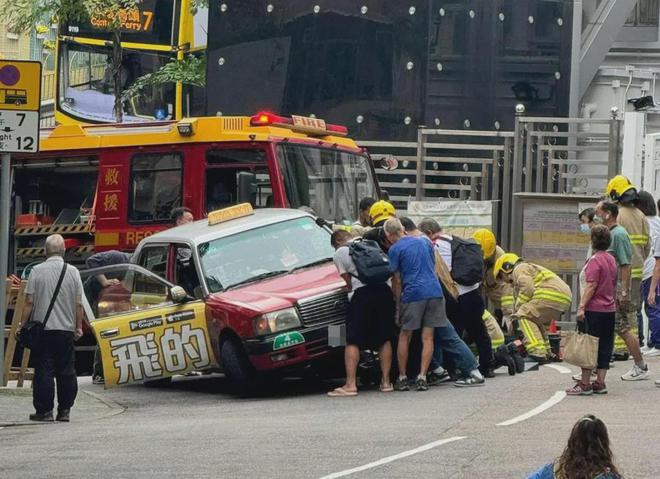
566,382,593,396
29,411,54,422
427,370,451,386
572,371,597,382
394,377,410,391
92,375,105,385
415,377,429,391
454,376,485,387
644,347,660,357
621,364,650,381
592,382,608,395
641,345,653,354
655,379,660,388
56,409,70,422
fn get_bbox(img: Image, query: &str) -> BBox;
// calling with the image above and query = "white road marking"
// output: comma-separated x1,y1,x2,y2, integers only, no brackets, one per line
318,436,467,479
543,364,573,374
497,391,566,426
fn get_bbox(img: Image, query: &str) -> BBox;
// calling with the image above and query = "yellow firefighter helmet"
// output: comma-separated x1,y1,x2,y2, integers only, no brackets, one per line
472,229,497,259
493,253,520,278
605,175,636,202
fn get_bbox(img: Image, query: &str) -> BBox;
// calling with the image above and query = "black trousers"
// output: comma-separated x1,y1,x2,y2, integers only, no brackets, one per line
446,289,493,370
578,311,615,370
33,331,78,414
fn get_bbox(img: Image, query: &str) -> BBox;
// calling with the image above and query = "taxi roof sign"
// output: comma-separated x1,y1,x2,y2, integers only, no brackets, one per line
208,203,254,226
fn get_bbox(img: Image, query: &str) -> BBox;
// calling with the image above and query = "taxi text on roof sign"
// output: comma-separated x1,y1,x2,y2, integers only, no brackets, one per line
208,203,254,226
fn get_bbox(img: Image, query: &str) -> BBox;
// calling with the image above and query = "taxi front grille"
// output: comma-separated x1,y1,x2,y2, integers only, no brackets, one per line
296,290,348,327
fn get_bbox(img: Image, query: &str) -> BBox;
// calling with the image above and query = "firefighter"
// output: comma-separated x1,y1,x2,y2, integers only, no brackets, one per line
472,229,515,323
605,176,651,365
494,253,572,362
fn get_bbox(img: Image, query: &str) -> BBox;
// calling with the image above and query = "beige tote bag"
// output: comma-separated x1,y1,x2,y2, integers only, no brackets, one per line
563,323,599,370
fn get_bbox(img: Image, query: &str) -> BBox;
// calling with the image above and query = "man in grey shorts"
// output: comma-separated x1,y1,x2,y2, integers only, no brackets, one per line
386,218,449,391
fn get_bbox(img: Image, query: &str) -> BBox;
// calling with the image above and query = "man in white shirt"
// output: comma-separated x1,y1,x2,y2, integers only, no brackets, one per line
418,218,495,377
327,230,395,396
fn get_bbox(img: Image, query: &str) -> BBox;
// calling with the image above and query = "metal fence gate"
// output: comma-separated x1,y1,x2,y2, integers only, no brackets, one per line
362,115,621,252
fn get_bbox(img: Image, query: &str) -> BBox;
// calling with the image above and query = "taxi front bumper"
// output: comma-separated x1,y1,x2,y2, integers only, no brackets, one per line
243,321,343,371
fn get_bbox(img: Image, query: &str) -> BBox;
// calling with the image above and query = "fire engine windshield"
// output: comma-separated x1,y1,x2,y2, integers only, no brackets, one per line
198,216,334,292
58,41,175,122
277,144,377,225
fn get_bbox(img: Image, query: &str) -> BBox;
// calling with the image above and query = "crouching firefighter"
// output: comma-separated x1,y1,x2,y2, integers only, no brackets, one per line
494,253,572,363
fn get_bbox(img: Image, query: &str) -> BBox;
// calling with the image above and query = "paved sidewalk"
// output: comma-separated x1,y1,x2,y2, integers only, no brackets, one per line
0,378,124,427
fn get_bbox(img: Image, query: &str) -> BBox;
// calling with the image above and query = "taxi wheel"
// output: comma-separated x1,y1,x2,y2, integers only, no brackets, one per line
220,337,256,395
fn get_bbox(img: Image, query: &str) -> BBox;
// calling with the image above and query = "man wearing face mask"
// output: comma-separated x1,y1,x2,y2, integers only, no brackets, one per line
595,200,649,380
493,253,572,363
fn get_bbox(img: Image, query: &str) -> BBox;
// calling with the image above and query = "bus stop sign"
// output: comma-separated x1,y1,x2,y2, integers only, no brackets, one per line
0,60,41,153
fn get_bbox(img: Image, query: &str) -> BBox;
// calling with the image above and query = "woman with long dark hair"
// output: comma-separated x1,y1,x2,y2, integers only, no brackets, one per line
526,415,621,478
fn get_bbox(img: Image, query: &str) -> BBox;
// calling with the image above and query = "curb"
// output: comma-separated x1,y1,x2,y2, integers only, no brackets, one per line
81,389,126,419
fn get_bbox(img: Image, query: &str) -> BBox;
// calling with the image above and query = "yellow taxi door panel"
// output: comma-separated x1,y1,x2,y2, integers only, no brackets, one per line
93,301,216,389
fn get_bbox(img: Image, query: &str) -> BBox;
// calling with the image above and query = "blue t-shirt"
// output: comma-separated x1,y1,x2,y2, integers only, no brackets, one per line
388,236,443,303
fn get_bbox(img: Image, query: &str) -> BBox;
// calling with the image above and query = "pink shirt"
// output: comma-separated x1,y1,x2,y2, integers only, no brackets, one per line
582,251,617,312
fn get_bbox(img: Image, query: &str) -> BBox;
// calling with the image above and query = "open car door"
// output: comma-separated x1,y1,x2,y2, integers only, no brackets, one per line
80,264,217,388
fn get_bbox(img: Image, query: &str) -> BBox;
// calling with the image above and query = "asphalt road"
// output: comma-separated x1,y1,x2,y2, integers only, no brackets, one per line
1,357,659,479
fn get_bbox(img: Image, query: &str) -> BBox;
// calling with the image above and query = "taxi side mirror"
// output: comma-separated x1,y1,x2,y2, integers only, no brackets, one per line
170,286,188,304
237,171,257,206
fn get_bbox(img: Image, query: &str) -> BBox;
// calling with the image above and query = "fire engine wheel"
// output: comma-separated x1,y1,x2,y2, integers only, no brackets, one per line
220,337,256,395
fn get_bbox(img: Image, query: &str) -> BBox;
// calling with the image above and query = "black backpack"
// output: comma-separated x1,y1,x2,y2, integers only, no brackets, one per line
439,236,484,286
348,239,392,284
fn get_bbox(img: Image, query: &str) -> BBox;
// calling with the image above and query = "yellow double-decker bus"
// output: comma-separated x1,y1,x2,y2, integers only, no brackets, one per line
56,0,207,124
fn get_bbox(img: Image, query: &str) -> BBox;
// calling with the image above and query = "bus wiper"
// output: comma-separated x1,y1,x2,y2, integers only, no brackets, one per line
289,258,333,272
226,270,289,289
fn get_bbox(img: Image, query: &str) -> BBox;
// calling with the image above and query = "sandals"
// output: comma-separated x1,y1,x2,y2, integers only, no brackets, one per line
327,387,358,397
380,383,394,392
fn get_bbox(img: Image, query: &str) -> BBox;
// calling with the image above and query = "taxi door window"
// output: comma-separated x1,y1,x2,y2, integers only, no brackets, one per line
206,149,271,210
80,266,173,320
137,245,168,278
173,244,202,298
130,152,183,223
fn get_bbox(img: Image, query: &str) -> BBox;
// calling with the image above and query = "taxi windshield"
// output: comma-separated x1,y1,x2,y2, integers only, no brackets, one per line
277,145,377,225
198,216,334,292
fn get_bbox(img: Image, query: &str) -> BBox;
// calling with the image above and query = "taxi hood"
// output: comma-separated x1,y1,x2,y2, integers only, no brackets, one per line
206,263,345,314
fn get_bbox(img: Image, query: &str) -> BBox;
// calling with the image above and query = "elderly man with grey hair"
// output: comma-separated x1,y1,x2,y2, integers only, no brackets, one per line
21,234,85,422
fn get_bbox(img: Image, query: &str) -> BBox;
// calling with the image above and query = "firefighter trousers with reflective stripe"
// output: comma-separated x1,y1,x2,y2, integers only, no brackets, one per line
514,302,563,357
484,310,505,350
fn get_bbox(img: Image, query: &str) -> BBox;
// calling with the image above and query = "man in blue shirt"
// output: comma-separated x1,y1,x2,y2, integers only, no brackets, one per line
386,218,448,391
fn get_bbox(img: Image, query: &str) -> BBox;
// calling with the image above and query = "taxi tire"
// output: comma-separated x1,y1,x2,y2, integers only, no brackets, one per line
220,337,256,396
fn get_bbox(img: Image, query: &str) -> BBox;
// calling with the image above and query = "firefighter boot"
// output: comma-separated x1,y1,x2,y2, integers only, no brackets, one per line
494,345,516,376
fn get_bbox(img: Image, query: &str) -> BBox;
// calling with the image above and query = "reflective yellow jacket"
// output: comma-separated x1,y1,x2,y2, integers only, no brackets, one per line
512,262,572,313
484,246,514,315
617,205,650,281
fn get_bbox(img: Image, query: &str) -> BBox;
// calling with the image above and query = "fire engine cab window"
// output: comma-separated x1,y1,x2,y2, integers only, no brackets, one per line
130,153,182,223
206,149,271,210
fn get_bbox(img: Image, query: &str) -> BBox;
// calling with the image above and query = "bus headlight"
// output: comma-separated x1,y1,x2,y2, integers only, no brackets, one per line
254,308,302,335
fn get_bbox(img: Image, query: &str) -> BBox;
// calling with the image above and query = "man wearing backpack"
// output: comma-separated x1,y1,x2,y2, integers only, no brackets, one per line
418,218,495,377
327,230,396,396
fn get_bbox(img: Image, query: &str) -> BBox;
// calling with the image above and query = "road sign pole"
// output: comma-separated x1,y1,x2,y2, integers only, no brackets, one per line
0,153,10,386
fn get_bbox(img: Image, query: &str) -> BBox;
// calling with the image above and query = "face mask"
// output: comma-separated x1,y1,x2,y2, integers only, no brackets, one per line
593,215,605,225
579,223,590,234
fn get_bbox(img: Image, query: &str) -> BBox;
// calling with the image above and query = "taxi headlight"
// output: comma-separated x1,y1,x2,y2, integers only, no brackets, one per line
254,308,302,335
